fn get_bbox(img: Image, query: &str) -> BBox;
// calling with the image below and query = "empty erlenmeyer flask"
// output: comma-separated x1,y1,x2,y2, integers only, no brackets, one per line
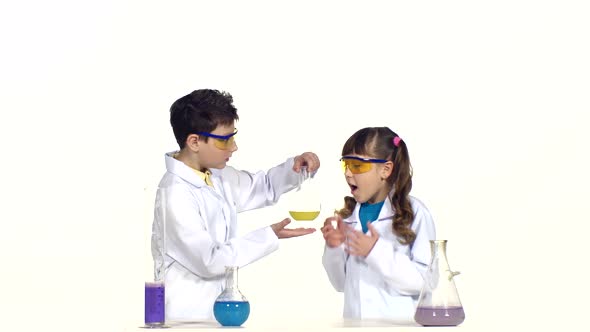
415,240,465,326
213,266,250,327
288,167,321,221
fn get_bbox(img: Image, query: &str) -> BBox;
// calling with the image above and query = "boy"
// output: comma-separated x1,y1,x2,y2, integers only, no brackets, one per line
152,89,319,321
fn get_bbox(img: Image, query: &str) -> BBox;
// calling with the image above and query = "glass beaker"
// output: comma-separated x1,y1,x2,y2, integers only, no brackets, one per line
144,186,168,328
288,167,321,221
213,266,250,327
144,281,165,328
415,240,465,326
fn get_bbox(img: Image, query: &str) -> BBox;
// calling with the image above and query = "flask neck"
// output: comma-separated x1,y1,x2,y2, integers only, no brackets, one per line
224,266,239,290
430,240,450,266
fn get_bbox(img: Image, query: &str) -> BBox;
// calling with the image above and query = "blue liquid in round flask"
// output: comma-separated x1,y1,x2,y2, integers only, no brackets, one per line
213,266,250,327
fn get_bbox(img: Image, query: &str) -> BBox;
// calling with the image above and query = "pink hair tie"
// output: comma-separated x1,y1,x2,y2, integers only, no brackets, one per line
393,136,402,147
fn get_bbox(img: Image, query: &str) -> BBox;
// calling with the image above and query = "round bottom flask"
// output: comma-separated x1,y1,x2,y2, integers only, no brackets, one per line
213,266,250,327
287,167,321,222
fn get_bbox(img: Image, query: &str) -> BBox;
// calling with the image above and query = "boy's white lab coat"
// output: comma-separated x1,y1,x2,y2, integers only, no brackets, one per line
322,196,436,321
152,152,306,321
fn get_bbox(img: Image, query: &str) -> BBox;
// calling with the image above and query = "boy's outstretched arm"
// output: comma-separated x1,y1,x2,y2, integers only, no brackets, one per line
161,185,280,279
220,152,321,212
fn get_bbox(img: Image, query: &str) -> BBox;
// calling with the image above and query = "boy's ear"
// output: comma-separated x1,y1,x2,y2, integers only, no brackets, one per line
185,134,201,152
381,161,394,179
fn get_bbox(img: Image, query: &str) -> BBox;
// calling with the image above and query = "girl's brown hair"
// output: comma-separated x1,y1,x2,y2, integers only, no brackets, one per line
337,127,416,245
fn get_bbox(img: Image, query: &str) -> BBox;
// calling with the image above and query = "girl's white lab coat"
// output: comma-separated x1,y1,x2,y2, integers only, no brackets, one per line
322,196,436,321
152,152,306,321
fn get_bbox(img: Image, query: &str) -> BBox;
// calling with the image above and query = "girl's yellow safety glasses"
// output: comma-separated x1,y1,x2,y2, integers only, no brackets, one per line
195,130,238,150
340,156,388,174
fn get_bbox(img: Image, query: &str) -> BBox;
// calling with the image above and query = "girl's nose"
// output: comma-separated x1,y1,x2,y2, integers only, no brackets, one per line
344,166,353,177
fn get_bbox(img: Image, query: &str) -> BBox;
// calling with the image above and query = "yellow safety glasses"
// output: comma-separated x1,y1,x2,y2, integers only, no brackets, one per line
340,156,388,174
195,130,238,150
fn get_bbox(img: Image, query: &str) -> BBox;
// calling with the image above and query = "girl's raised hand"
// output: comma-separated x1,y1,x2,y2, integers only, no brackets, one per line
321,215,346,248
345,222,379,257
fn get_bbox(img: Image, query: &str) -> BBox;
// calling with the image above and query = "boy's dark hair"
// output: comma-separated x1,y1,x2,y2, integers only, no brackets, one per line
170,89,239,149
337,127,416,245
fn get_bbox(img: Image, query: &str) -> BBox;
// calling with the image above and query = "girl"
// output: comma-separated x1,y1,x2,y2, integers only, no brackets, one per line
321,127,436,322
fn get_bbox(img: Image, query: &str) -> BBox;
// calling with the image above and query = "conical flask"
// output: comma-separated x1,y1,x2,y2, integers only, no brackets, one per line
415,240,465,326
288,166,321,221
213,266,250,327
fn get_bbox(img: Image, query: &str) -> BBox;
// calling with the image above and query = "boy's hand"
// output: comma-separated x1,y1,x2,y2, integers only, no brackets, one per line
271,218,316,239
320,215,346,248
293,152,320,173
345,222,379,257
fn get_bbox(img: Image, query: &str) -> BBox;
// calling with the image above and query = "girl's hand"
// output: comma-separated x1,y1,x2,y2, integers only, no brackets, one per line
321,215,345,248
345,222,379,257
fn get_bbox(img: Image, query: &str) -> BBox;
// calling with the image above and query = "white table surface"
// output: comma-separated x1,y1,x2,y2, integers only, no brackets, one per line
124,318,478,331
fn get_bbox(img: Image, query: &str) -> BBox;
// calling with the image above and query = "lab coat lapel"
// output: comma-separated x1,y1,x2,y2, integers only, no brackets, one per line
347,205,361,231
165,152,208,188
374,196,395,223
165,152,230,241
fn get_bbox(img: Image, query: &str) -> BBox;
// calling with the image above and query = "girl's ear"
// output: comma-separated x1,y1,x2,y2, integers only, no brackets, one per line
186,134,201,152
380,161,394,179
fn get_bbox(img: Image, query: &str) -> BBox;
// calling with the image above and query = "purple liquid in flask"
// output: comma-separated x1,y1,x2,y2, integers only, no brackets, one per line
415,306,465,326
144,282,165,327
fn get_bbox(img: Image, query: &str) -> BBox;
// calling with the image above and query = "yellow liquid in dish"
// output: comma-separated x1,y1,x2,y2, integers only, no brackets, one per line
288,211,320,221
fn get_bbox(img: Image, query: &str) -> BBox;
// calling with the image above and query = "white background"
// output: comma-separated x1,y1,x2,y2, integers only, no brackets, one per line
1,1,589,331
